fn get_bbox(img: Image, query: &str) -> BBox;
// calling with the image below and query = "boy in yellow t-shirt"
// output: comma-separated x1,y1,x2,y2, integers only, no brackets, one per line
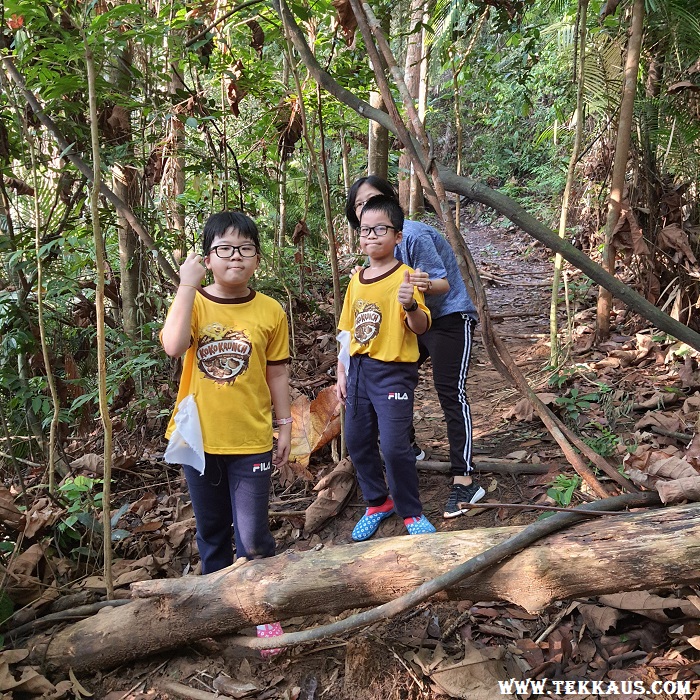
336,196,436,541
162,211,290,653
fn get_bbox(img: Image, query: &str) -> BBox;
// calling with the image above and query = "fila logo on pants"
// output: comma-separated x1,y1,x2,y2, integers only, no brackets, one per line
387,392,409,400
253,461,272,472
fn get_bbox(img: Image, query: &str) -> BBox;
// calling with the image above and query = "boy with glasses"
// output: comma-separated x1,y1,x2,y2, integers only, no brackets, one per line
336,196,436,540
162,211,291,656
346,176,484,520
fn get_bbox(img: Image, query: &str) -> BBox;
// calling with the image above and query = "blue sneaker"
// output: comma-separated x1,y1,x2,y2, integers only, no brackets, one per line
352,508,395,541
405,515,436,535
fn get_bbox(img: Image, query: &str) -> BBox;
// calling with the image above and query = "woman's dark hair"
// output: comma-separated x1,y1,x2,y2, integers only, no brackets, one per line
345,176,398,229
202,211,260,255
359,195,404,233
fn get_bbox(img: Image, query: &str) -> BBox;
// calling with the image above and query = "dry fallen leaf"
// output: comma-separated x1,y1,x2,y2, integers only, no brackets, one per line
303,458,355,535
415,641,514,700
643,454,696,481
23,498,62,538
634,413,683,433
130,491,158,517
599,592,700,621
0,649,55,694
289,386,341,473
502,397,534,422
0,486,23,531
165,517,196,549
212,673,258,698
611,200,650,259
682,394,700,415
1,542,48,603
658,223,697,264
69,453,104,474
656,475,700,504
579,603,621,634
331,0,357,45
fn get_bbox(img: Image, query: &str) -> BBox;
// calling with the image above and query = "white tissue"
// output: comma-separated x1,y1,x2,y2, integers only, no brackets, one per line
164,394,206,474
337,330,351,375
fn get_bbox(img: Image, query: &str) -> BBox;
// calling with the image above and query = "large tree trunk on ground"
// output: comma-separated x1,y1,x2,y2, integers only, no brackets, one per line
28,504,700,672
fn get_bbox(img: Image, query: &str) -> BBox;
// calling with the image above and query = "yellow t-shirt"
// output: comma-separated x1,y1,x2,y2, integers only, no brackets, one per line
338,262,430,363
164,289,289,454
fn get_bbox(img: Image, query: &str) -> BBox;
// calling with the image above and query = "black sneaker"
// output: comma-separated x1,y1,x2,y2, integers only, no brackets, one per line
443,481,486,519
412,443,426,461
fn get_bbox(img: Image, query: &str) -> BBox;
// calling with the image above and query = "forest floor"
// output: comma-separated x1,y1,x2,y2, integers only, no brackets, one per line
4,217,700,699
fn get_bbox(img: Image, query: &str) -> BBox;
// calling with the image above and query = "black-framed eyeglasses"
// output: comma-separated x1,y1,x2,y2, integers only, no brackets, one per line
358,225,396,238
210,244,258,258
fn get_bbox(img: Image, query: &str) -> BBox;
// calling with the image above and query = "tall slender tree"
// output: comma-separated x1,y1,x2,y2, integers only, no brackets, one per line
596,0,645,340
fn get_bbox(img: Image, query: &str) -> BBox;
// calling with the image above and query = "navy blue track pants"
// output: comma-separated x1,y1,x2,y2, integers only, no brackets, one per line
184,451,275,573
345,355,422,518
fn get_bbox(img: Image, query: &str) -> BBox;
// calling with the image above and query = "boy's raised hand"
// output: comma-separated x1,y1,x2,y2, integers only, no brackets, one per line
398,269,416,307
179,251,207,287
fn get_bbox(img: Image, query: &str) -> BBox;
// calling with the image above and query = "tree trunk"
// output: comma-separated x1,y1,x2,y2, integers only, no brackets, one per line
409,18,428,215
278,157,287,248
167,67,187,256
402,0,425,215
28,503,700,672
641,48,664,243
367,91,389,179
368,8,391,188
278,54,290,249
85,33,115,600
110,44,142,340
596,0,644,341
340,126,355,247
550,0,588,367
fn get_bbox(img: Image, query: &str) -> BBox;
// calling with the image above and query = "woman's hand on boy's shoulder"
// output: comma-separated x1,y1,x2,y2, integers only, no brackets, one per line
179,252,207,287
409,268,430,292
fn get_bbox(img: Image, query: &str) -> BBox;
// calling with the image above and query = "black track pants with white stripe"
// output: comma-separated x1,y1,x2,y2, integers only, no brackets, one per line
415,312,476,477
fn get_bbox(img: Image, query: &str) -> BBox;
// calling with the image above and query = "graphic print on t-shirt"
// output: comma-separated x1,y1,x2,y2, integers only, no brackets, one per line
196,322,252,384
353,300,382,345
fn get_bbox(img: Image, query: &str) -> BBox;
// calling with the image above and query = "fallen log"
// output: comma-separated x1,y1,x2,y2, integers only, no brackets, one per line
28,502,700,672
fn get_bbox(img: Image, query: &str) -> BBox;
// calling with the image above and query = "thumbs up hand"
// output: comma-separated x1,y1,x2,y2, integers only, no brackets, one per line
398,269,416,308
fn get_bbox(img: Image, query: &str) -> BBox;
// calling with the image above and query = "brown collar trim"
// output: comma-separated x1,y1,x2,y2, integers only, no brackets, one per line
198,288,256,304
359,261,402,284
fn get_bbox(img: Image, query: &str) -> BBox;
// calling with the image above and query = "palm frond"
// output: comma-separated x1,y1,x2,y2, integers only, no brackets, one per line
583,34,623,116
